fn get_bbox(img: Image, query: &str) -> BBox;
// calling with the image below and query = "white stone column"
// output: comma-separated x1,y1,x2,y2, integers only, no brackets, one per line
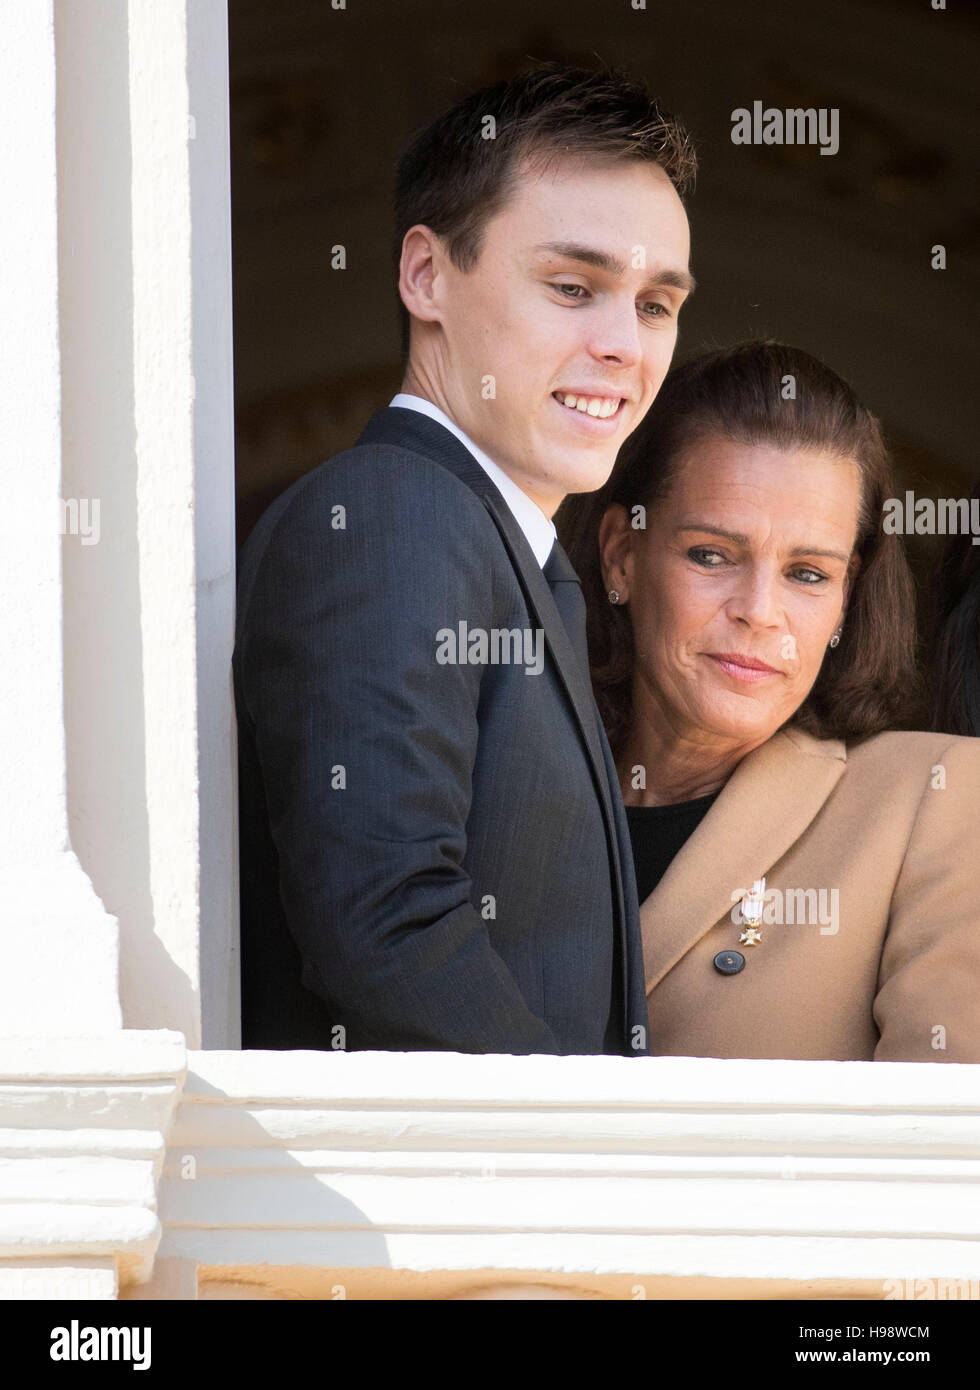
55,0,238,1046
0,0,233,1299
0,0,120,1033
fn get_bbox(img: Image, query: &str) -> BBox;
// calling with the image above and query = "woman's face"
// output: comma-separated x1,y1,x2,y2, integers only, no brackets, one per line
600,435,863,751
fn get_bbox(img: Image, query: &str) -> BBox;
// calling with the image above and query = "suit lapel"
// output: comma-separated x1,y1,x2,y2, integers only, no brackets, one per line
355,407,634,1026
356,406,610,803
640,726,847,992
479,485,631,976
479,490,609,775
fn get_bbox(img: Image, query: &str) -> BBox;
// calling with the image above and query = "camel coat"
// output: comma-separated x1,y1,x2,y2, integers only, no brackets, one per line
640,727,980,1062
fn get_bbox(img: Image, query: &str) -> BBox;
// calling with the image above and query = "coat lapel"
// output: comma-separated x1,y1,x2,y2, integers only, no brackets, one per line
640,726,847,992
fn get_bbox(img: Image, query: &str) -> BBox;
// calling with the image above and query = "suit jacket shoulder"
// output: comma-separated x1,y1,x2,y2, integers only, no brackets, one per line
236,439,502,631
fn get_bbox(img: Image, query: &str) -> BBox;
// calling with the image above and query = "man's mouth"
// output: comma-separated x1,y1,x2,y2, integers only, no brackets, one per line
552,390,625,420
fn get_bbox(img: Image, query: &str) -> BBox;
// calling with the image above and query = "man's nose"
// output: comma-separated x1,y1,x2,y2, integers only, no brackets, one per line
587,295,643,368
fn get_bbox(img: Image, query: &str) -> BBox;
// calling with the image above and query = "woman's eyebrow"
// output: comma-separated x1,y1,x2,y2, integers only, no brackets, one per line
675,523,849,563
675,522,749,543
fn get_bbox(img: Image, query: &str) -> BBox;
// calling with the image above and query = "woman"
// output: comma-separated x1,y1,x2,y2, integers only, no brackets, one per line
558,340,980,1063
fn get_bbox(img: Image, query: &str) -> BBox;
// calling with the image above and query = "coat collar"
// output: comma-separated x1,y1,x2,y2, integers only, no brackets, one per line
639,725,848,992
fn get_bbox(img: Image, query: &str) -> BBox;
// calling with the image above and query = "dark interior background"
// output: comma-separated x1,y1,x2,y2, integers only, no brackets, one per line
229,0,980,707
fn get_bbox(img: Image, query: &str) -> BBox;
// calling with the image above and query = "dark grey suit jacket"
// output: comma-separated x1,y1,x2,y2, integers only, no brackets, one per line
233,405,650,1055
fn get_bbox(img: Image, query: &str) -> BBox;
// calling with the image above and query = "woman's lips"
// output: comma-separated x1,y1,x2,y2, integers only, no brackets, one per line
704,652,781,683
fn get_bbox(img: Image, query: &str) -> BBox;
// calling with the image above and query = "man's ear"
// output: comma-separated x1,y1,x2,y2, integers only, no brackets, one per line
598,504,635,601
398,224,445,328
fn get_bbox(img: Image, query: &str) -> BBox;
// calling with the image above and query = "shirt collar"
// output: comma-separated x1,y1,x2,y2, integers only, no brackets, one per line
389,393,557,569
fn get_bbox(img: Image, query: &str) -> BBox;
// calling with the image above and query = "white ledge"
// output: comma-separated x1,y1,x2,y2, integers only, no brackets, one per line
178,1049,980,1109
0,1031,186,1286
0,1033,187,1080
156,1051,980,1296
5,1044,979,1297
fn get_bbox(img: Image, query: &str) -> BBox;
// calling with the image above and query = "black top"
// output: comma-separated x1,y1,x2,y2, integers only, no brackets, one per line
626,790,722,905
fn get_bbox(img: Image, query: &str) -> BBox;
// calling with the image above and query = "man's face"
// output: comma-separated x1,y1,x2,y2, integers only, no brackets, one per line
402,154,693,516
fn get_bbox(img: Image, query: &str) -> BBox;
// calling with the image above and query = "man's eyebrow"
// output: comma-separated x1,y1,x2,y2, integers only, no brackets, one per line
532,241,696,295
675,523,849,563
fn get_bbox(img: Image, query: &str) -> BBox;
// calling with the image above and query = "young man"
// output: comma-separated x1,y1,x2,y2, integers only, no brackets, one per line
234,63,696,1054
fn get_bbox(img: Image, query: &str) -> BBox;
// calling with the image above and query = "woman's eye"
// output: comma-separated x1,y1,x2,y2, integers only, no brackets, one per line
688,547,727,567
641,302,670,318
791,566,828,585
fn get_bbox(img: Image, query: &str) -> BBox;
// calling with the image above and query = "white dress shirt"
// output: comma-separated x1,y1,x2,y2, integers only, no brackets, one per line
389,393,556,569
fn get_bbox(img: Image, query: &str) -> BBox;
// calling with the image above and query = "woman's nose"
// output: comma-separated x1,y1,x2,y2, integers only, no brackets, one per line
726,567,782,628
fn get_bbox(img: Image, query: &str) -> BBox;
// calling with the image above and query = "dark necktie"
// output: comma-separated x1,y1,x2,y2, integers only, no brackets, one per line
544,537,624,1055
544,539,590,675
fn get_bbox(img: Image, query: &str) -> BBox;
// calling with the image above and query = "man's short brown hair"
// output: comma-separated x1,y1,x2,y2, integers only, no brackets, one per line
392,61,696,358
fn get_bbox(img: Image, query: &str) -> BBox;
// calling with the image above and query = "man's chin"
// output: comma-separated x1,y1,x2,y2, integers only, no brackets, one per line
551,453,620,497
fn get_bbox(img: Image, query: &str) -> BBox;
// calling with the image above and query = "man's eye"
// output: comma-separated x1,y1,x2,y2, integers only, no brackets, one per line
641,302,671,318
555,283,588,300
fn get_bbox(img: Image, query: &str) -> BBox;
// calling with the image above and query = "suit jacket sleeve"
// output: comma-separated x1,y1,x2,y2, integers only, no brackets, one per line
235,445,561,1054
873,734,980,1062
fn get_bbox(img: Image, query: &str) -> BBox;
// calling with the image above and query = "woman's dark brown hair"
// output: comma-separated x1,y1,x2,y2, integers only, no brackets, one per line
556,340,922,760
930,477,980,737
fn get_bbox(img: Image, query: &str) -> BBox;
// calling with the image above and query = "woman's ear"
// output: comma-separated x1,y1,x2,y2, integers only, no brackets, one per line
598,504,635,602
